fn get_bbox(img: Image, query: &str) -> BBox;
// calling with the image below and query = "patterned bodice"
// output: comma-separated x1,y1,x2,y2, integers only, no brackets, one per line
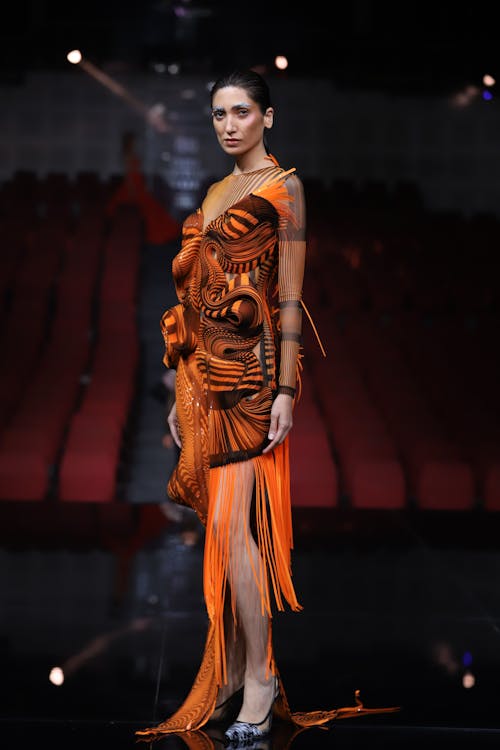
163,164,306,399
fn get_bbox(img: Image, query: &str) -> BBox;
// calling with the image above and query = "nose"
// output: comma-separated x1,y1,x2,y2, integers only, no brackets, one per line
225,115,237,133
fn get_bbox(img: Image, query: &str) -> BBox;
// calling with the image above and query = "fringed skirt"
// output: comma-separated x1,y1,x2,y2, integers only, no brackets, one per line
136,354,399,740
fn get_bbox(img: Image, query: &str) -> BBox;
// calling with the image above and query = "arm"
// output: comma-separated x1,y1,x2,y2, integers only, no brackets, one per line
263,174,306,454
163,369,181,449
167,400,182,449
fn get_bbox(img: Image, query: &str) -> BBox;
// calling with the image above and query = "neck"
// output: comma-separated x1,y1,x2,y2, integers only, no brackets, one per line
233,148,272,175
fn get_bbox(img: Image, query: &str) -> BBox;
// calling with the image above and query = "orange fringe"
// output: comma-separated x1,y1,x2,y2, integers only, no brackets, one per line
301,298,327,358
204,438,302,688
253,168,298,229
265,153,280,167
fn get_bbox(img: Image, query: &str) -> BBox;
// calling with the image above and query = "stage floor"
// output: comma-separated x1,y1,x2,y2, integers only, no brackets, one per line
2,504,500,749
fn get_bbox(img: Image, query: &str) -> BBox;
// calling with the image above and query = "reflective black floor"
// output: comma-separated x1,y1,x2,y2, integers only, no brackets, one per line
2,503,500,748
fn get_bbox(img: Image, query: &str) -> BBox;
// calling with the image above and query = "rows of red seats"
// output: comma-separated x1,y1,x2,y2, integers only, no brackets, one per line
298,178,500,510
58,209,141,502
1,171,499,513
0,170,140,502
299,313,406,509
289,367,339,508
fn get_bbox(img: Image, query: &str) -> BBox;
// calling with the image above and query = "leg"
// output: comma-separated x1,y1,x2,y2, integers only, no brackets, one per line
211,461,277,728
208,598,246,720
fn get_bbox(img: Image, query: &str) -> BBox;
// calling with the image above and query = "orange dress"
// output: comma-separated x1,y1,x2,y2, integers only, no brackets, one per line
137,159,398,739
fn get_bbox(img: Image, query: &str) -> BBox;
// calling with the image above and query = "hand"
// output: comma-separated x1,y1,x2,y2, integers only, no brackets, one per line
262,393,293,454
167,401,182,448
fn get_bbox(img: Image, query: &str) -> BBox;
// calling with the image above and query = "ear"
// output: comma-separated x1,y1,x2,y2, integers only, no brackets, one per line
264,107,274,128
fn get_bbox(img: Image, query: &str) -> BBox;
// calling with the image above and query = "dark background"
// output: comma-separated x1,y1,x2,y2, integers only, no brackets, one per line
1,4,500,749
1,0,498,95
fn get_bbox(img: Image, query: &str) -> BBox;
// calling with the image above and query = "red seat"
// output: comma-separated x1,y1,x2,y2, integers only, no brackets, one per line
0,446,49,500
289,372,339,508
483,464,500,511
58,409,124,503
58,448,120,503
290,429,339,508
347,459,406,509
416,460,475,510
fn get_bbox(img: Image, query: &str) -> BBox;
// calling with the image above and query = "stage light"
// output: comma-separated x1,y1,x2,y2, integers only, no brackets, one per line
66,51,171,133
153,62,167,73
462,670,475,688
482,90,493,101
49,666,64,686
274,55,288,71
483,74,496,86
67,50,82,65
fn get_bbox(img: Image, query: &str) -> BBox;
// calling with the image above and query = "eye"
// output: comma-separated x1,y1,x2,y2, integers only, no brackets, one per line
212,110,225,120
237,108,249,116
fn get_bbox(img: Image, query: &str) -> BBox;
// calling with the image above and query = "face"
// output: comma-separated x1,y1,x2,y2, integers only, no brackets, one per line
211,85,274,159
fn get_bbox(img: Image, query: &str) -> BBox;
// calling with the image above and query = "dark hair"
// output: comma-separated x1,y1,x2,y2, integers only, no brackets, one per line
210,69,272,114
210,69,273,154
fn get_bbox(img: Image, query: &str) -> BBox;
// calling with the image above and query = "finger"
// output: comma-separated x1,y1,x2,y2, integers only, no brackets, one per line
263,428,285,454
262,434,279,453
264,416,294,452
267,412,278,442
263,413,278,454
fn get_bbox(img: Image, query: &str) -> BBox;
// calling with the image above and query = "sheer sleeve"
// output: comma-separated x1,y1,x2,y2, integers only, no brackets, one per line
277,173,306,397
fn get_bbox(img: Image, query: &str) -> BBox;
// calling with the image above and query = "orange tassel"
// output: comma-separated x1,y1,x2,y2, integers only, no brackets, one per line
204,441,302,687
301,298,327,357
265,153,280,167
252,168,298,228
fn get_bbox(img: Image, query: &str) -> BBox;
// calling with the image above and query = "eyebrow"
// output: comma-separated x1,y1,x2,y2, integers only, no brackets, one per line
212,102,252,113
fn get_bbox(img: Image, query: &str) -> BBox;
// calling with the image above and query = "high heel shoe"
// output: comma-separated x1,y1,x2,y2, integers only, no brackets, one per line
223,677,279,746
208,686,244,723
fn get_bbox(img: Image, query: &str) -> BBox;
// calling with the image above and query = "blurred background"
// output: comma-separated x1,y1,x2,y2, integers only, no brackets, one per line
1,2,500,748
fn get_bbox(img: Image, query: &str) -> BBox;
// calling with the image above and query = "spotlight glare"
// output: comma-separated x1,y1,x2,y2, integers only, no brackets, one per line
482,90,493,101
464,85,480,97
67,50,82,65
483,74,496,87
153,62,167,74
274,55,288,71
49,666,64,686
462,670,475,689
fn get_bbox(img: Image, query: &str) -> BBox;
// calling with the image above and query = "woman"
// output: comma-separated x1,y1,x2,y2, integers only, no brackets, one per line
137,69,397,746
